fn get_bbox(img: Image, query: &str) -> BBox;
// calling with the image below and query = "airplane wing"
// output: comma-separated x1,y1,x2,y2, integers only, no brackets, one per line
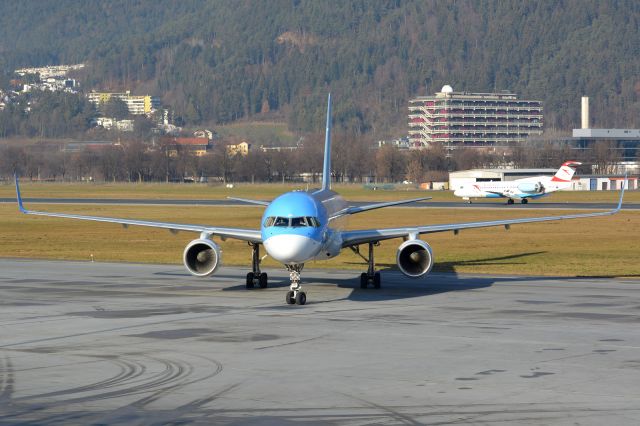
341,182,625,247
330,197,431,219
15,176,262,243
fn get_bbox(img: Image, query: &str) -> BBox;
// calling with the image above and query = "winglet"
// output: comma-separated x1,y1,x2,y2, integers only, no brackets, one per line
321,93,332,191
615,173,627,212
14,173,27,214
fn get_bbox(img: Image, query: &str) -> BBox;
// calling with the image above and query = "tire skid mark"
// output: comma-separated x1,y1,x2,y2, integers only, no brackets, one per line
12,354,224,409
17,358,145,401
339,392,423,426
0,355,15,401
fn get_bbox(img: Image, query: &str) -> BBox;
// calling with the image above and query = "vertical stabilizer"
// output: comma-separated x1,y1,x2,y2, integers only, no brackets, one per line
551,161,581,183
321,93,332,191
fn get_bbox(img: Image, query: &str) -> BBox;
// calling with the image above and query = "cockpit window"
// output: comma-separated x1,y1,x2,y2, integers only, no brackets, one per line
274,217,290,227
291,217,308,227
264,216,320,228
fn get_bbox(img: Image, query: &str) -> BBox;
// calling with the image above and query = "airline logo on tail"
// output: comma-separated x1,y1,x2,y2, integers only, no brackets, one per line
551,161,581,183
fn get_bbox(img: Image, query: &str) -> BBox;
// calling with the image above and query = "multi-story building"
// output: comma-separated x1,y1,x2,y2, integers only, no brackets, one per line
87,90,160,115
408,85,543,150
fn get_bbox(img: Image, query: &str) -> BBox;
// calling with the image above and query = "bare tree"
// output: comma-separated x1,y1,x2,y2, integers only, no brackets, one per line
591,141,621,174
375,145,406,183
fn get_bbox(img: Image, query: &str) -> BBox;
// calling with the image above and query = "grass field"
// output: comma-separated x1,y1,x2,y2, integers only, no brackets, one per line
1,202,638,277
1,181,638,203
215,121,298,146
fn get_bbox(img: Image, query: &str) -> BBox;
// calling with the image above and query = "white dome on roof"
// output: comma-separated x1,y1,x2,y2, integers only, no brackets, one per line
441,85,453,94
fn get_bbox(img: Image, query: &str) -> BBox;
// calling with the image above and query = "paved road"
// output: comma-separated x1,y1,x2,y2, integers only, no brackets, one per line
1,197,637,210
1,259,639,424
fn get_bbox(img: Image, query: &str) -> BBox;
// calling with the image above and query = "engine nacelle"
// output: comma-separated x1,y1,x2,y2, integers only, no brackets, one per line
183,239,221,277
517,182,544,193
396,239,434,278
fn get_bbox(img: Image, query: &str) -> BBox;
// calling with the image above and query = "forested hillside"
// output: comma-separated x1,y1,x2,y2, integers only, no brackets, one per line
1,0,638,136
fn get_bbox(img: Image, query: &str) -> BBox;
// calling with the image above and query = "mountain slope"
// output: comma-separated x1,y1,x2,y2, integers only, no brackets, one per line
1,0,638,135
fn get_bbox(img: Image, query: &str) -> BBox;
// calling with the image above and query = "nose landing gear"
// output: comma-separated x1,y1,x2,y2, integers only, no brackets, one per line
285,264,306,305
246,243,268,289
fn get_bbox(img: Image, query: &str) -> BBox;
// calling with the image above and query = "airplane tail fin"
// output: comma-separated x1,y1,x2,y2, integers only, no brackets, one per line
321,93,332,191
551,161,581,183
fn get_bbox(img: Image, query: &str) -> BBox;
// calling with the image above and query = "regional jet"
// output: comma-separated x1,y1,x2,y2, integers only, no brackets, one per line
15,95,625,305
453,161,582,204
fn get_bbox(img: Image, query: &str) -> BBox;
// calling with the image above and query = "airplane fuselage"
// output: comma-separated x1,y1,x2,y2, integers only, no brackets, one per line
454,176,568,201
261,189,347,264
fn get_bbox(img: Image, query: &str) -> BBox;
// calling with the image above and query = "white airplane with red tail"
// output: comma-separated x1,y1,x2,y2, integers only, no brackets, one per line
454,161,581,204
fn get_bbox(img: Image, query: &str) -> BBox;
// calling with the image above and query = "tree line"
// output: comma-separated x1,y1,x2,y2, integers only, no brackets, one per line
0,136,627,184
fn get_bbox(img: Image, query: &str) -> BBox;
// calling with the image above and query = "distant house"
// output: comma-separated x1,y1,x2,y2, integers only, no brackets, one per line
193,129,214,140
260,145,298,153
92,117,134,132
226,141,251,156
163,137,212,157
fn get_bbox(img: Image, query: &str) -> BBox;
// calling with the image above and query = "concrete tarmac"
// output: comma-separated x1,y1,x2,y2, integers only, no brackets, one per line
1,258,639,425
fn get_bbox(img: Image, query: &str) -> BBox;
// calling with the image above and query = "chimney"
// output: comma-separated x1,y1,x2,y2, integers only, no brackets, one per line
581,96,589,129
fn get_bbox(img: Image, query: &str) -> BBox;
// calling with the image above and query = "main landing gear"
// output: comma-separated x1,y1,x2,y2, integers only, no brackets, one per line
246,243,268,289
285,264,306,305
507,198,528,205
351,242,381,289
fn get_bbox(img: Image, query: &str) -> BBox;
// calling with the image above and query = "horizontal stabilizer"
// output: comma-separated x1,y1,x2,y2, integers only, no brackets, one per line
227,197,270,206
330,197,431,219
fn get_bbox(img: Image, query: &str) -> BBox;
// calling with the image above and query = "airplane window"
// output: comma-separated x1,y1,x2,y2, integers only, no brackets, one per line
291,217,310,227
273,217,289,227
266,216,320,228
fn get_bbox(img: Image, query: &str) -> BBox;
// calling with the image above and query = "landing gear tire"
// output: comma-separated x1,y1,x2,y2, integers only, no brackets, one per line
286,291,295,305
507,199,515,205
521,199,528,204
246,272,255,289
353,242,382,290
360,272,368,289
295,292,307,305
258,272,268,288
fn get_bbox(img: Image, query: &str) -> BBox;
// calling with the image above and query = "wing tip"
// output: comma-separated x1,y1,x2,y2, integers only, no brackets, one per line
615,173,627,212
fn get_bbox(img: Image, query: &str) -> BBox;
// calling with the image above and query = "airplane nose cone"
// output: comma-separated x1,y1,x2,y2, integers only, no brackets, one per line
264,234,321,264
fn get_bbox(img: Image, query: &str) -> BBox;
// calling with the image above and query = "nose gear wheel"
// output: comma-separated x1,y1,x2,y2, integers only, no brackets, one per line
285,264,306,305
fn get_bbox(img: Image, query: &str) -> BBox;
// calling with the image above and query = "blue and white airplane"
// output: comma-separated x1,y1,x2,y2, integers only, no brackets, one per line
15,95,625,305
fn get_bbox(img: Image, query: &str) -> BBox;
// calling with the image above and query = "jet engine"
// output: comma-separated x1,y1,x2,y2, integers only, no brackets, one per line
183,239,221,277
517,182,544,194
396,239,434,278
